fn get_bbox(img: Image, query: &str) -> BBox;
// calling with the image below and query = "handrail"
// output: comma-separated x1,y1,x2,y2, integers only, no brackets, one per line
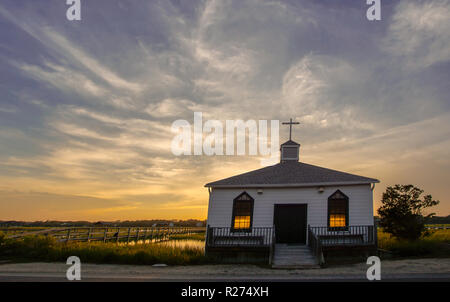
269,225,276,265
308,225,323,265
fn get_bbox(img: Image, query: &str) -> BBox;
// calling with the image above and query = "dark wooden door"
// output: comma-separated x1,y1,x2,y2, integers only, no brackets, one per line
274,204,307,244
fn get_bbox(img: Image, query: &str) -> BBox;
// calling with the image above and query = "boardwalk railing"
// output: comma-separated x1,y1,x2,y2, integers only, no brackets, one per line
425,226,450,230
206,226,274,247
3,227,205,244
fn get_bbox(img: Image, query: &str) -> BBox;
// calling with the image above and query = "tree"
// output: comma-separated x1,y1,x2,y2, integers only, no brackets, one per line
377,184,439,241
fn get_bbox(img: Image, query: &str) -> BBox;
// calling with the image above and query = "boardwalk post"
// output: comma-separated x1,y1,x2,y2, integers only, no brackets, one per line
127,227,131,244
205,225,210,246
87,228,92,242
136,228,140,243
116,227,120,243
103,228,107,242
66,228,71,243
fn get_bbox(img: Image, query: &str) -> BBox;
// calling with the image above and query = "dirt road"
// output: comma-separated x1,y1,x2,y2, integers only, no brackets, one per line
0,258,449,281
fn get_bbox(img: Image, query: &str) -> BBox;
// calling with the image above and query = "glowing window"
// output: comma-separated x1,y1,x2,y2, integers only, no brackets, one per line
233,216,251,229
232,192,254,231
328,191,349,229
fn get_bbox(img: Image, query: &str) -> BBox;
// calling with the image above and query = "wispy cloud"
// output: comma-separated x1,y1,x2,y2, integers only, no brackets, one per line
0,0,449,219
383,0,450,69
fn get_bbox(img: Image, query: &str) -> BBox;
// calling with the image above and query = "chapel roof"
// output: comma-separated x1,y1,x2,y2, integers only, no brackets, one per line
205,161,379,188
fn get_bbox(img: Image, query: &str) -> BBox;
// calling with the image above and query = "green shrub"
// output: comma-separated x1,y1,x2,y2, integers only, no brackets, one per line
378,229,449,257
378,184,439,241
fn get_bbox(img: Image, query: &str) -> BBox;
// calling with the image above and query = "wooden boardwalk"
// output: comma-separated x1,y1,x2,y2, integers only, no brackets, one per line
2,226,205,244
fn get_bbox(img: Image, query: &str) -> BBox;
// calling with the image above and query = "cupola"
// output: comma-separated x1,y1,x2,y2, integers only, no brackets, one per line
280,118,300,163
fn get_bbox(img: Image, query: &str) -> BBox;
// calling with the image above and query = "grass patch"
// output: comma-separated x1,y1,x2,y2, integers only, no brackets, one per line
0,232,210,265
377,229,450,258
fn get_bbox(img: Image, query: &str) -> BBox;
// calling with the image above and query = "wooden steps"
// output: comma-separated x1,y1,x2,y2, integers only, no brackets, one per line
272,244,320,269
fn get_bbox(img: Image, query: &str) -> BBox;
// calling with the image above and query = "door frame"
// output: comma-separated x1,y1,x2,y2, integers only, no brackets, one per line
272,203,308,244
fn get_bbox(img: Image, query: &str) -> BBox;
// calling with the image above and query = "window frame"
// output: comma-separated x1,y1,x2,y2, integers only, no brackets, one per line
327,190,349,231
230,191,254,233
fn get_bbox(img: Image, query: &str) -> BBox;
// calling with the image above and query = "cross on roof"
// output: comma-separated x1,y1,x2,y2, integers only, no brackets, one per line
282,118,300,140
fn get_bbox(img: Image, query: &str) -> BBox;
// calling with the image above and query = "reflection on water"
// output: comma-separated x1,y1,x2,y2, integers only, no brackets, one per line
157,239,205,249
119,239,205,250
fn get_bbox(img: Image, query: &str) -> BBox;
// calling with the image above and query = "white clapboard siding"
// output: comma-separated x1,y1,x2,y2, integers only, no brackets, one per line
206,185,374,229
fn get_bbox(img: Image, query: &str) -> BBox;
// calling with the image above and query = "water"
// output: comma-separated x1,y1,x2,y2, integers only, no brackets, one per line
156,239,205,249
119,239,205,250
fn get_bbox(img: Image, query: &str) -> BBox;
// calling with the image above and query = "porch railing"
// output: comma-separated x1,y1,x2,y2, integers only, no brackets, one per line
269,225,276,265
308,225,376,246
206,226,274,247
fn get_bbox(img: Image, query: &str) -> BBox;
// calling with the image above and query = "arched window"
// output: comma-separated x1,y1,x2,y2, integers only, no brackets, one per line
328,190,349,230
231,192,254,232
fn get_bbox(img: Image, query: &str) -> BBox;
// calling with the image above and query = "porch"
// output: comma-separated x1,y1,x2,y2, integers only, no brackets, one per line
205,226,275,263
308,225,377,265
205,225,377,265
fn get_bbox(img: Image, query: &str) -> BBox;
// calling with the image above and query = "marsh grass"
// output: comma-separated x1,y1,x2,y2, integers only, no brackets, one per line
377,229,450,257
0,232,210,265
1,229,449,264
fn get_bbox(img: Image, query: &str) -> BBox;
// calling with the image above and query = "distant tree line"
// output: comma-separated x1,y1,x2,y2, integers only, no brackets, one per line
0,219,207,228
423,215,450,224
374,215,450,225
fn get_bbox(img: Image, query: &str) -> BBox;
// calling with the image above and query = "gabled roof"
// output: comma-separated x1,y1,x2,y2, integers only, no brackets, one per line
205,161,379,188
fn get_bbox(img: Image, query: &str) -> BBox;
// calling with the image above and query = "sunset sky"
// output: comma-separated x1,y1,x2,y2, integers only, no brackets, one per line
0,0,449,221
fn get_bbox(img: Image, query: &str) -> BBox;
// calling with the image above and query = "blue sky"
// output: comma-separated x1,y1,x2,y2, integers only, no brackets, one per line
0,0,449,220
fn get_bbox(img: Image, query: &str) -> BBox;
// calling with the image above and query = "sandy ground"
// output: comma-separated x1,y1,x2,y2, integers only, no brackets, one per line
0,258,450,281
